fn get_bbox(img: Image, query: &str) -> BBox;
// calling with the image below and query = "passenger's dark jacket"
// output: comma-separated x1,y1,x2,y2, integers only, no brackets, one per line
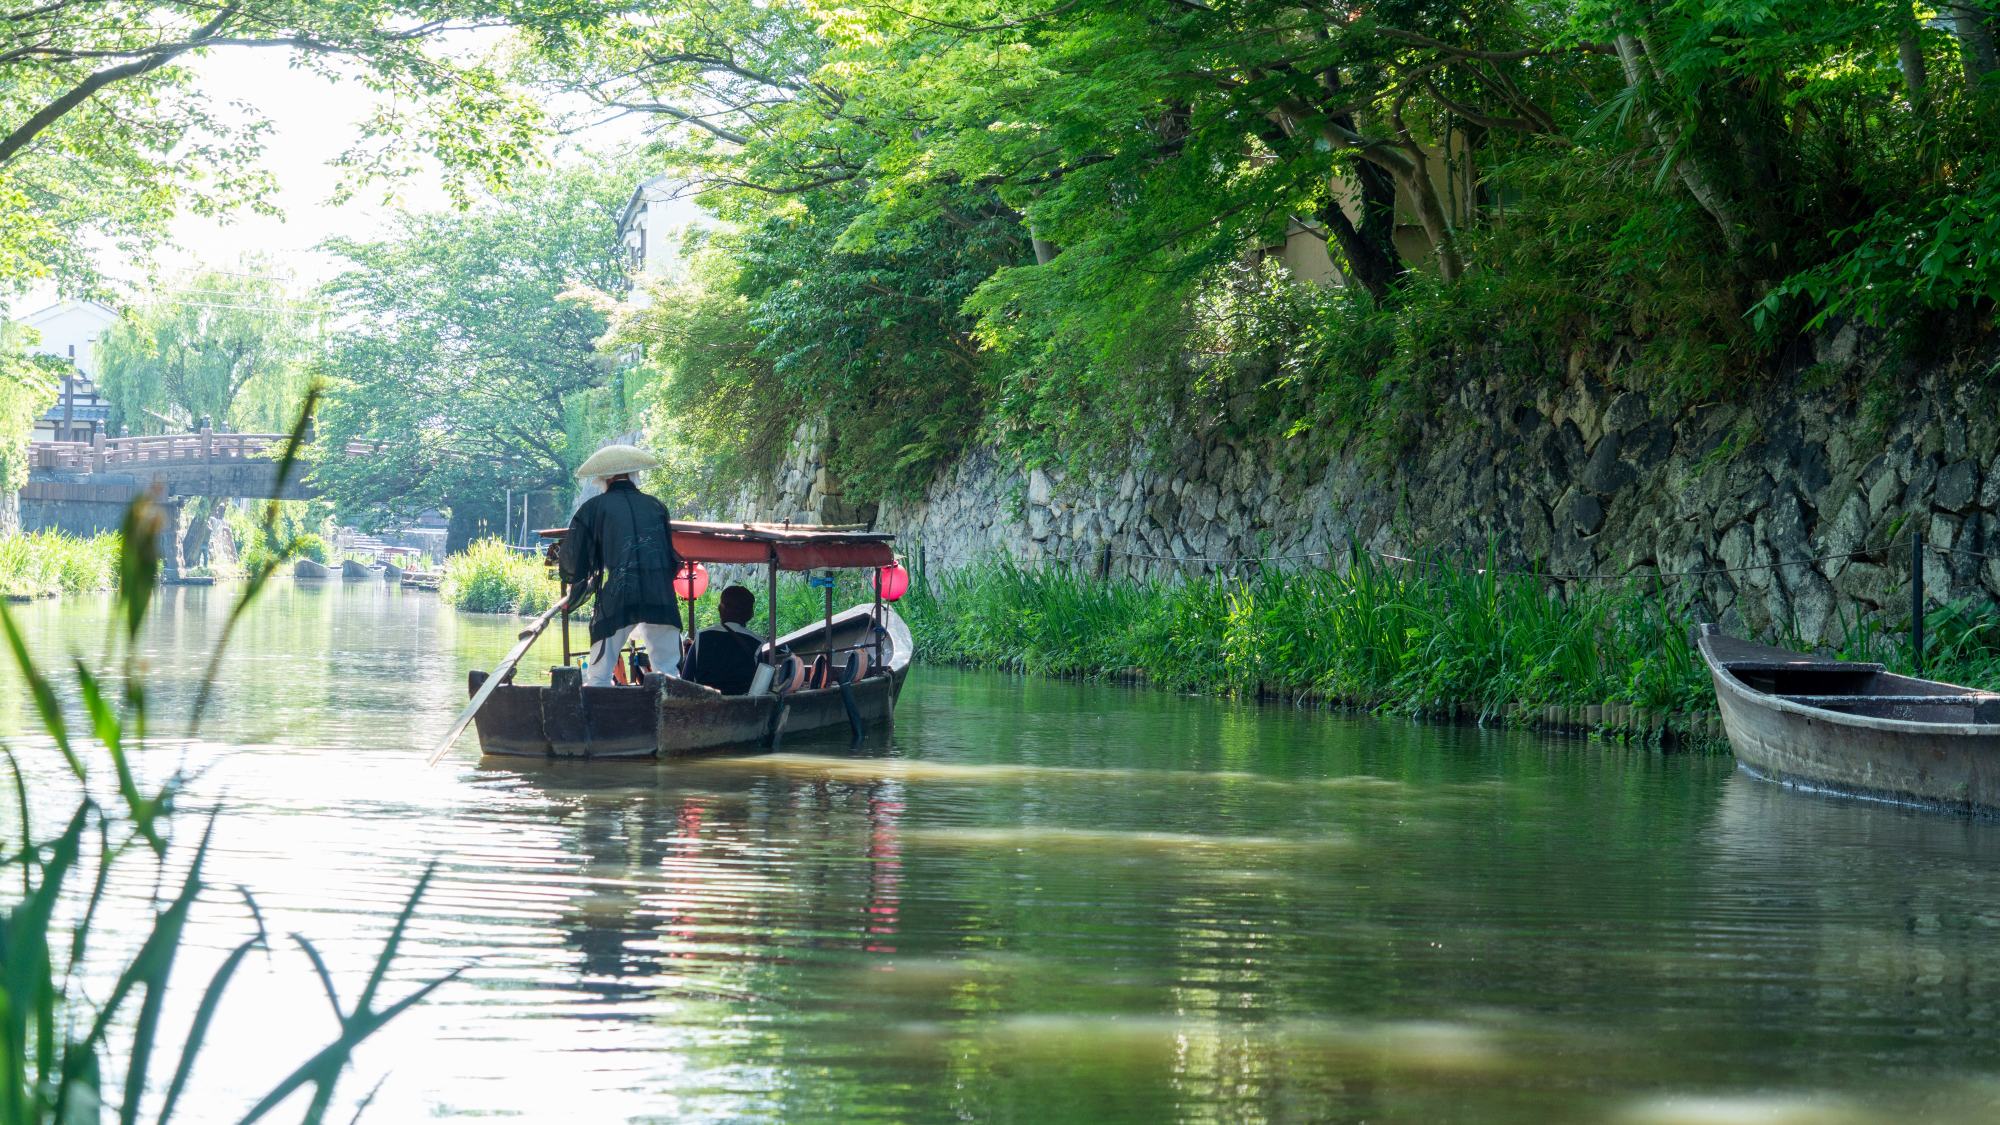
559,478,683,642
687,623,763,695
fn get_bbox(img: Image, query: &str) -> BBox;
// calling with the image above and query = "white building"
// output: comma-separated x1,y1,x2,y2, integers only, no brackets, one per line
615,173,710,299
18,300,117,442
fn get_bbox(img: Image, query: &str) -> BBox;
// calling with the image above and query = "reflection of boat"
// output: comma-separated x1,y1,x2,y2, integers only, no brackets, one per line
341,559,382,580
469,521,912,760
294,558,334,579
1697,624,2000,814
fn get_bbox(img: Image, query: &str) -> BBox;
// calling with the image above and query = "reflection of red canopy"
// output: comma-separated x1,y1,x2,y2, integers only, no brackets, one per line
537,520,895,572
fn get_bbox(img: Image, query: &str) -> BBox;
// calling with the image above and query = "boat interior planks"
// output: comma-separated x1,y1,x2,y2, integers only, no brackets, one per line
1696,624,2000,815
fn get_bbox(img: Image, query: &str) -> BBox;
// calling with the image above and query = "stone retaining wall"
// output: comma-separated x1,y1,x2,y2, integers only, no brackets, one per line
702,353,1999,646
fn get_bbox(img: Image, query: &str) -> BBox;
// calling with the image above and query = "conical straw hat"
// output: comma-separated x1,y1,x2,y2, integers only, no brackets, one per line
574,443,660,479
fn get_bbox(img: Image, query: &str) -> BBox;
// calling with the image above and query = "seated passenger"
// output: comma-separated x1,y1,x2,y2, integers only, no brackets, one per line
686,585,765,694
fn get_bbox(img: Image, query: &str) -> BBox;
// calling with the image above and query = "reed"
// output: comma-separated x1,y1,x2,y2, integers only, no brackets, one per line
902,551,1715,719
0,530,119,599
439,538,560,615
3,401,446,1123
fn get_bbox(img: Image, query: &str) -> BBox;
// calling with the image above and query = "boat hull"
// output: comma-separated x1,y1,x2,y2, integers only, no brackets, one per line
472,667,905,759
470,604,912,761
1699,628,2000,814
294,558,334,579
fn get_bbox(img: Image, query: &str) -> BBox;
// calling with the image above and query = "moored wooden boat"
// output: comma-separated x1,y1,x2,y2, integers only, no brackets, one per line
381,562,405,582
341,559,383,580
294,558,334,579
471,604,911,758
400,570,442,591
1696,623,2000,814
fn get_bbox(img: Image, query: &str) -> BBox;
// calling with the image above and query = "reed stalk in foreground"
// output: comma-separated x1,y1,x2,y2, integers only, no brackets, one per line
1,393,450,1124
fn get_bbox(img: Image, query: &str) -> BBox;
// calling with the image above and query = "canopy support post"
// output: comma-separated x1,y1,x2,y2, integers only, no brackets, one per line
872,567,884,675
766,548,779,664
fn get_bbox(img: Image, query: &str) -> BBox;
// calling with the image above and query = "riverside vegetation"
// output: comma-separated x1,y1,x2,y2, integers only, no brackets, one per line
903,553,1989,744
0,530,118,600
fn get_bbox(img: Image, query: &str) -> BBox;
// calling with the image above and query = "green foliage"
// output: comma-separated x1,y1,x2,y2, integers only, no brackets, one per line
313,161,636,529
1758,159,2000,333
225,501,332,576
0,530,119,599
440,538,560,615
904,552,1716,716
0,321,61,492
96,263,317,436
532,0,2000,485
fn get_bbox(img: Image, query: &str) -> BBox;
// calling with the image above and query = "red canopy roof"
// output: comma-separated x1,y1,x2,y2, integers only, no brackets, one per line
538,520,896,572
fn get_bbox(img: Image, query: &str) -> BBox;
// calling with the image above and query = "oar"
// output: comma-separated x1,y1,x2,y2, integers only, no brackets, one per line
426,599,567,767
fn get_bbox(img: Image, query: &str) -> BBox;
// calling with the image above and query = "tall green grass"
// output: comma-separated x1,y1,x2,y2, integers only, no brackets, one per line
439,538,560,614
0,530,119,599
2,398,445,1123
902,552,1717,718
904,551,2000,718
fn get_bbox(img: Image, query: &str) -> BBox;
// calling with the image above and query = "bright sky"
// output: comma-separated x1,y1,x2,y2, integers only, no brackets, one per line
18,34,662,312
157,48,459,289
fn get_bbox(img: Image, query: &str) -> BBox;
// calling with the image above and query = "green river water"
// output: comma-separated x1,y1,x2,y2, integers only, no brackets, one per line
6,582,2000,1123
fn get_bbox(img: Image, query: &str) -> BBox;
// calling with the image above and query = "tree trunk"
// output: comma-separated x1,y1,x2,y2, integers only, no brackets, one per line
1949,3,1998,90
1899,13,1930,99
1315,197,1395,301
1615,34,1746,258
180,496,219,570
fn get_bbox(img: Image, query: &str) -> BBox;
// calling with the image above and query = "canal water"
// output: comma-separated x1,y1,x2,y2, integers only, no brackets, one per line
7,582,2000,1123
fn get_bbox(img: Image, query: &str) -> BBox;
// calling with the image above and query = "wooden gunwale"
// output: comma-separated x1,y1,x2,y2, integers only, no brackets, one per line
1696,624,2000,814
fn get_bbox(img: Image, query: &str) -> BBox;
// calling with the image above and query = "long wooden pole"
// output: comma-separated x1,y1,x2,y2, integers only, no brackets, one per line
427,599,566,767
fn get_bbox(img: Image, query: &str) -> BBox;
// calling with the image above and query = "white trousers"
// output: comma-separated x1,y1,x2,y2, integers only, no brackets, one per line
583,622,683,686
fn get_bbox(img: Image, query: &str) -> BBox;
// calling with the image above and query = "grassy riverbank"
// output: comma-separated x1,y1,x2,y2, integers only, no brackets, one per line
440,538,560,614
0,530,119,599
900,555,1995,738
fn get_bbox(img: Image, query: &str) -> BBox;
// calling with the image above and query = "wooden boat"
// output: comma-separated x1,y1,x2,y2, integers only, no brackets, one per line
1696,623,2000,814
294,558,334,579
467,520,912,760
400,570,442,591
341,559,382,580
381,562,405,582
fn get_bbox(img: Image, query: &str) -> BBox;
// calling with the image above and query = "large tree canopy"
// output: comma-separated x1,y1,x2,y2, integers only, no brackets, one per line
310,161,636,529
525,0,2000,480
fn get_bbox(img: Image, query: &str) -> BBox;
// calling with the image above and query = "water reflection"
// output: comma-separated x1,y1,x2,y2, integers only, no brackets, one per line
6,585,2000,1121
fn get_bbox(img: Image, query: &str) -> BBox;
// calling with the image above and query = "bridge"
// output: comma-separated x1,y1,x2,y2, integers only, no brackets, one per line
20,428,363,574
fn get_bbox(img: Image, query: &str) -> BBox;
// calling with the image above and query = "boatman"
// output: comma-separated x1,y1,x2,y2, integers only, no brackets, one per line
559,443,684,685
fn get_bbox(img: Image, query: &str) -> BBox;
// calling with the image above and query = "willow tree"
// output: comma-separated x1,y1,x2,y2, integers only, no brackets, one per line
95,267,317,437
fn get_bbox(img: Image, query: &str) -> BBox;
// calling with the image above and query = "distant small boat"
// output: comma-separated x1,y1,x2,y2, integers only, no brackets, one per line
294,558,334,579
341,559,383,580
400,570,442,591
1697,624,2000,814
381,562,404,582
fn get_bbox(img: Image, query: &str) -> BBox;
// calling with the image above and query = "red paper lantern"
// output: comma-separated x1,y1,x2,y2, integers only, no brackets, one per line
874,561,910,602
674,560,709,602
